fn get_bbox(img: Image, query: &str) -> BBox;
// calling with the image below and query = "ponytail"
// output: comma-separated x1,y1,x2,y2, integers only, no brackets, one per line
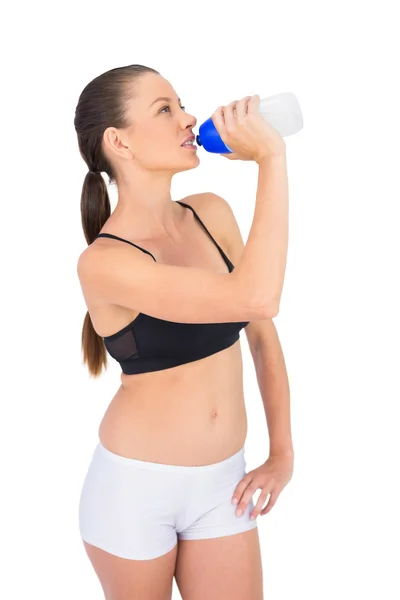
74,64,160,377
80,170,111,377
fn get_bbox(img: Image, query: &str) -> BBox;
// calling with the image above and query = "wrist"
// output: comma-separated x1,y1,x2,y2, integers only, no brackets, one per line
256,152,286,166
269,446,294,458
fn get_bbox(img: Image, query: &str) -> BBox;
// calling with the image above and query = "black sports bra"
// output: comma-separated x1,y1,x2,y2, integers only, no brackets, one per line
94,200,249,375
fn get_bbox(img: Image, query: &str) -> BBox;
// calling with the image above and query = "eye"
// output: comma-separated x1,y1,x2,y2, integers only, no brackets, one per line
159,104,186,113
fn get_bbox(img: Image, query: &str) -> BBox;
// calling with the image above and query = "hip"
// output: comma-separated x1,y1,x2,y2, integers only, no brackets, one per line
78,437,257,560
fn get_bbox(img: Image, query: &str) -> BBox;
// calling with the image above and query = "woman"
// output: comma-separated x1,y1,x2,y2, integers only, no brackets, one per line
75,64,293,600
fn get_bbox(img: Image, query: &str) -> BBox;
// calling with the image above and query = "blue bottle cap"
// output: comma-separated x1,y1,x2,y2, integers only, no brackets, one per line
196,117,233,153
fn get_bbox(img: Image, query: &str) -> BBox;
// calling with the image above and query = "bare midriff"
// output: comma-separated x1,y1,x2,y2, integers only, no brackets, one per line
98,338,248,466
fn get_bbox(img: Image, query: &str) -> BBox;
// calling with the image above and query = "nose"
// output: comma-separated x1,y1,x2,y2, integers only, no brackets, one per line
183,111,197,129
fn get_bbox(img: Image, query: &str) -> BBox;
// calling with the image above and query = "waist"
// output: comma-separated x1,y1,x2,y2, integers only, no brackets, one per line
99,341,247,465
99,390,248,465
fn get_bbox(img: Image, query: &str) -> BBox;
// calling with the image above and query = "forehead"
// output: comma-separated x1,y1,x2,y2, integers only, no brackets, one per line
136,74,179,109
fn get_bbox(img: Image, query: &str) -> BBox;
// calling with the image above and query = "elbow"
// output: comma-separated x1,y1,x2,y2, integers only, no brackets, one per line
260,295,280,319
233,271,280,320
262,303,279,319
251,296,279,320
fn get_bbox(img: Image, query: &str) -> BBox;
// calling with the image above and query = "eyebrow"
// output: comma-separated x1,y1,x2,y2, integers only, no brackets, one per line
149,96,181,107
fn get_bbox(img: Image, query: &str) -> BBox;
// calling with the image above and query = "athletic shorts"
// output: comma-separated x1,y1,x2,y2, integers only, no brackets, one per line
78,440,258,560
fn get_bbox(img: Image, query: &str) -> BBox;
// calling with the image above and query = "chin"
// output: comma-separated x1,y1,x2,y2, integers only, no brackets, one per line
174,155,200,173
181,158,200,172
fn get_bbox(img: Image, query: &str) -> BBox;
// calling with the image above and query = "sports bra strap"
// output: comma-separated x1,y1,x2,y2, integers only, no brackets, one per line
95,201,233,270
176,201,231,266
95,233,157,262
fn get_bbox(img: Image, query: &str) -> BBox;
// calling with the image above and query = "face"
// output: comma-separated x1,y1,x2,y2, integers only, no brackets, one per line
105,73,200,174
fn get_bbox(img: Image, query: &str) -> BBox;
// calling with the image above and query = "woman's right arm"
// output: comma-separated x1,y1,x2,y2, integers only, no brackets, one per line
230,153,289,316
77,227,272,326
212,95,289,316
77,155,287,326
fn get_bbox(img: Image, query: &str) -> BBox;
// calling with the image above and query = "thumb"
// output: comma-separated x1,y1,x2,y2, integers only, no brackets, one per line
220,152,238,160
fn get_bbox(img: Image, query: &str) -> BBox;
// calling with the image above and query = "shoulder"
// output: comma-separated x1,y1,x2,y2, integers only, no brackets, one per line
77,236,100,274
182,192,245,265
179,191,230,222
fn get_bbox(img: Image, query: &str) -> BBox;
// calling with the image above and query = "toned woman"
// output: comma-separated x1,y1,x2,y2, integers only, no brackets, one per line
75,64,293,600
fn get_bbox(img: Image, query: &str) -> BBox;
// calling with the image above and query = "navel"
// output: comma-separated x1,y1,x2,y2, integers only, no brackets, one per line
211,410,218,421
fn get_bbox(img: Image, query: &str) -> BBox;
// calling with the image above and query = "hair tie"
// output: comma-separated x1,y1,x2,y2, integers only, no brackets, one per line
89,169,101,175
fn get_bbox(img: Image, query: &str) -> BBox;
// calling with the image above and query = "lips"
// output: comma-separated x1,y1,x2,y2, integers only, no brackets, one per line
181,135,195,146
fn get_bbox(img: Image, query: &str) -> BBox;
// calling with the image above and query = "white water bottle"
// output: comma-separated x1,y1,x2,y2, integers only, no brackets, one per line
195,92,303,153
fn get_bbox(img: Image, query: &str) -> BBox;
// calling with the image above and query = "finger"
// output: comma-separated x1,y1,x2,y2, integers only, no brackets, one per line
220,152,238,159
234,481,258,517
236,95,252,121
211,105,226,136
231,474,253,506
260,488,280,515
247,94,260,114
249,489,271,520
223,99,237,135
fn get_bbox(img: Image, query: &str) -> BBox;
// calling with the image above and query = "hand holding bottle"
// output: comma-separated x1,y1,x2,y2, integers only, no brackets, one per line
211,95,286,162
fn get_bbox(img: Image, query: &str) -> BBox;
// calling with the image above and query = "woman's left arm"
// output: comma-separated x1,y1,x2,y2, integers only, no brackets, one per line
237,318,294,518
246,318,294,457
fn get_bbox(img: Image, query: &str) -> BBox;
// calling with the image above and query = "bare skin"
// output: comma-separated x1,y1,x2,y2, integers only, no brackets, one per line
85,194,248,467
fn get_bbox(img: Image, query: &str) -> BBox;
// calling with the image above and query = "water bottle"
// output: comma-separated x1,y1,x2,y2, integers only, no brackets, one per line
195,92,303,154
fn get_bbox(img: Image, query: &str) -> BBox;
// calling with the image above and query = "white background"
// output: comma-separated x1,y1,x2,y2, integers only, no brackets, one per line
2,1,399,598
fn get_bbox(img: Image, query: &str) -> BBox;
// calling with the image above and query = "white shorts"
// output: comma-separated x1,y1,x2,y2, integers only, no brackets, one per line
78,440,258,560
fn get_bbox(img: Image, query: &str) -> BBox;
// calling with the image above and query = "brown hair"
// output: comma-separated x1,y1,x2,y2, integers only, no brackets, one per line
74,64,160,377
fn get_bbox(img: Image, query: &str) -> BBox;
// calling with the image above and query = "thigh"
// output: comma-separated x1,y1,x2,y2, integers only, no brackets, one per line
79,443,179,560
82,540,177,600
174,528,263,600
78,443,181,598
